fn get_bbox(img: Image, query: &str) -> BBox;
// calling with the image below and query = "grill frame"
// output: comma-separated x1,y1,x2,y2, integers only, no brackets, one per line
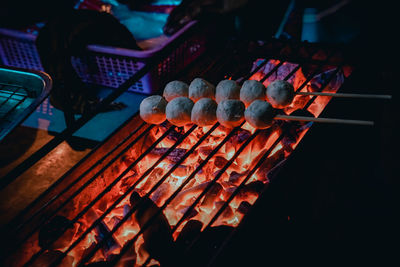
0,38,354,266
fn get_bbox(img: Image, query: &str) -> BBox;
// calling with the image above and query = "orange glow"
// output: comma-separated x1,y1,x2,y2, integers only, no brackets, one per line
12,59,344,267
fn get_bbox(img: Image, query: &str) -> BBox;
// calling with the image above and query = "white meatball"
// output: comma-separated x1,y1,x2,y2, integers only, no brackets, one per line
215,79,241,103
163,80,189,102
216,99,245,128
166,97,194,127
140,95,167,124
266,80,295,108
191,98,218,126
188,78,215,102
244,100,275,129
240,80,266,107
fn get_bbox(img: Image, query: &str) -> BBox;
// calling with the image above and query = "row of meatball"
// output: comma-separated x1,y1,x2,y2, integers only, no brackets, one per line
140,78,295,129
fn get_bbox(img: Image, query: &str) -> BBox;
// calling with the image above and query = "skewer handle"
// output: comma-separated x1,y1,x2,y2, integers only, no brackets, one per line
296,91,392,99
274,114,374,126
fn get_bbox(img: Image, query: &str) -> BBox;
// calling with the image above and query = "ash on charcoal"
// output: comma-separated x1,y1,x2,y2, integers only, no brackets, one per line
229,171,246,186
177,205,198,219
150,148,187,164
200,183,223,210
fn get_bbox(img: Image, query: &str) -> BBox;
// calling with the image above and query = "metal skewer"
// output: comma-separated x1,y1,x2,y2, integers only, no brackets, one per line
274,114,374,126
296,91,392,99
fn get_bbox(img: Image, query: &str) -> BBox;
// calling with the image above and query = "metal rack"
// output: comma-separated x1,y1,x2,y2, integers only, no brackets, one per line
0,39,351,267
0,66,52,142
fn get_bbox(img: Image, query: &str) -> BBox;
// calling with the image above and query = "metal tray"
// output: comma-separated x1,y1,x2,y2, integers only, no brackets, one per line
0,66,52,141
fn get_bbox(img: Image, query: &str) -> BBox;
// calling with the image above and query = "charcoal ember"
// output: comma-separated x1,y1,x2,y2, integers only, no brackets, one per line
234,129,251,144
175,220,203,251
150,147,187,163
200,183,223,210
226,181,264,203
229,171,245,186
171,164,189,177
199,145,213,159
140,167,164,192
32,250,74,267
150,183,171,206
159,121,185,141
212,201,234,223
177,205,199,219
129,192,175,266
38,215,75,250
237,201,252,214
171,181,211,207
255,150,285,183
94,221,121,258
214,156,228,168
260,60,306,89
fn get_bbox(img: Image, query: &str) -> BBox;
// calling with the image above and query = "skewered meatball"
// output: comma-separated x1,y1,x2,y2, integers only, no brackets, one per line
216,99,245,128
215,79,241,103
166,97,194,127
244,100,275,129
266,80,295,108
240,80,266,107
140,95,167,124
191,98,218,126
188,78,215,102
163,80,189,102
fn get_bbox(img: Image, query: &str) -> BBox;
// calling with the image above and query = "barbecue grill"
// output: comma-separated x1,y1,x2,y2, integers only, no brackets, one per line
0,34,394,266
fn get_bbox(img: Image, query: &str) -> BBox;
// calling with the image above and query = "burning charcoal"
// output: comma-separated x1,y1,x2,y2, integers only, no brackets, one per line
94,220,121,258
171,164,190,177
171,181,211,207
150,147,187,163
212,201,234,224
199,146,213,159
200,183,223,210
38,215,75,250
229,171,245,186
177,205,199,219
235,129,251,143
32,250,74,267
130,192,176,266
226,181,264,204
255,150,285,183
151,183,171,206
141,167,164,192
214,156,228,169
237,201,252,215
175,220,203,250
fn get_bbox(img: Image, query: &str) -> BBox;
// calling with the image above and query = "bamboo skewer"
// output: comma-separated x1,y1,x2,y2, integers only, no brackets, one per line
296,91,392,99
274,114,374,126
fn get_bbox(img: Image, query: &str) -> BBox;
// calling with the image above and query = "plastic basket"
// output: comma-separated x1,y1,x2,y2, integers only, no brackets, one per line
0,20,208,94
0,66,52,141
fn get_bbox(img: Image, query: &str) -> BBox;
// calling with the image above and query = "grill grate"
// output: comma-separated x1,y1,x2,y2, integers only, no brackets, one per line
2,40,350,267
